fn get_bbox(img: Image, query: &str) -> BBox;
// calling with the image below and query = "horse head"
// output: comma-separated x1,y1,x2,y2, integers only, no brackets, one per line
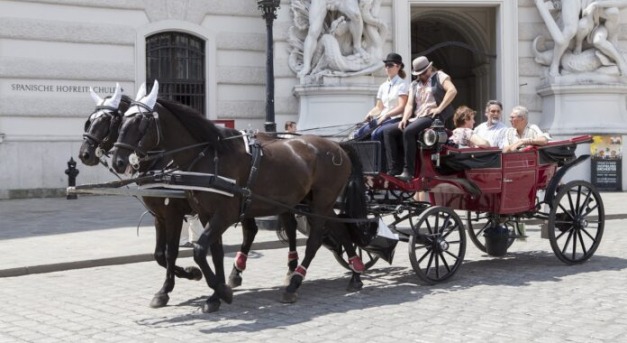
111,80,162,174
79,83,131,166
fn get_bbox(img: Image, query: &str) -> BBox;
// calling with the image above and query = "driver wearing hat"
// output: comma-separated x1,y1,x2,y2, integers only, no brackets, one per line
382,56,458,182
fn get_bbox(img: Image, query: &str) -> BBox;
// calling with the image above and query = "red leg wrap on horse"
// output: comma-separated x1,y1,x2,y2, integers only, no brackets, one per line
348,256,365,273
293,265,307,279
234,251,247,271
288,251,298,262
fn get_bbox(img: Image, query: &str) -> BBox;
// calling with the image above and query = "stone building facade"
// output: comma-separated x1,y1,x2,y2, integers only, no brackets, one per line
1,0,625,198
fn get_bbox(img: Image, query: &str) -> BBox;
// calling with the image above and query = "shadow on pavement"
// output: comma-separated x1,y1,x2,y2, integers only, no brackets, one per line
134,252,627,333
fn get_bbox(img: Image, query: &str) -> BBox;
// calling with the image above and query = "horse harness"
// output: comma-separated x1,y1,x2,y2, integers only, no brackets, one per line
129,131,371,225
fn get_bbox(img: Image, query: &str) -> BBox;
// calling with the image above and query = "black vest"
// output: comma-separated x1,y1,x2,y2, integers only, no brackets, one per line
429,71,454,122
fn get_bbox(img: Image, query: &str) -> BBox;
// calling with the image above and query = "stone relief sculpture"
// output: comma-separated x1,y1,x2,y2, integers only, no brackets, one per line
533,0,627,76
288,0,387,81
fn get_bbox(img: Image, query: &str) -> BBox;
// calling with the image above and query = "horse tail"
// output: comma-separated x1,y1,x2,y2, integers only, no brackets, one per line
339,142,368,220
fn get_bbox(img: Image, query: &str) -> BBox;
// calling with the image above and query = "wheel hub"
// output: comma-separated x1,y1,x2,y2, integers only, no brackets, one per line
575,217,588,229
436,238,449,252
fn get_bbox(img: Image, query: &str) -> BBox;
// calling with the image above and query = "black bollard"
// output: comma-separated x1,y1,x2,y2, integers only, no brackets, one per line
65,157,79,200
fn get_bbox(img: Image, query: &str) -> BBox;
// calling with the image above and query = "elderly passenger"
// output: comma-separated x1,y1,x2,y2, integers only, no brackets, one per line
502,105,550,153
450,106,490,148
473,100,507,148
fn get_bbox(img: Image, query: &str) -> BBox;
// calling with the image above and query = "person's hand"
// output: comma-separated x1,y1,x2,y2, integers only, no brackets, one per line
398,119,407,130
428,107,442,117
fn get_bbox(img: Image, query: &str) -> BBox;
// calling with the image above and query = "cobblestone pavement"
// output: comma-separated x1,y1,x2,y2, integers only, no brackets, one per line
1,217,626,343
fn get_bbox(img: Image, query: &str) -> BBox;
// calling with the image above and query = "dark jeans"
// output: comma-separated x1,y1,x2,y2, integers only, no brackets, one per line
354,118,400,171
382,116,434,175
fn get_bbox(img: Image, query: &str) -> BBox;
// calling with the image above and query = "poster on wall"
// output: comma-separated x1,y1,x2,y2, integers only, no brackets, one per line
590,135,622,191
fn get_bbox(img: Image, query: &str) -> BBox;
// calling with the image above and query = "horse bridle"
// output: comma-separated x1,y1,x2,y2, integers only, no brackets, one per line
83,104,122,157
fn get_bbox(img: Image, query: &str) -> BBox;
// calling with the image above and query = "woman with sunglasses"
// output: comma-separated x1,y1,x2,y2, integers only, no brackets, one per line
353,52,409,172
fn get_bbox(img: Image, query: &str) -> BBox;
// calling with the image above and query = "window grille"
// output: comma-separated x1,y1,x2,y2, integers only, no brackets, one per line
146,32,205,114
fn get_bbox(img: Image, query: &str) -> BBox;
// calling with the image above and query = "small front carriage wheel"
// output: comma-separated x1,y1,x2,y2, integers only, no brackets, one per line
548,180,604,264
408,206,466,284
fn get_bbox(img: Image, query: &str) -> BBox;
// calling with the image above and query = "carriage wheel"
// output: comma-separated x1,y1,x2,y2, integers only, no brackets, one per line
408,206,466,284
548,180,604,264
466,211,520,252
332,244,379,271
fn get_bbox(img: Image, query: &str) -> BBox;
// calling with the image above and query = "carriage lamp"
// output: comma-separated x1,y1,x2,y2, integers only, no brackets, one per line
422,119,448,148
422,119,448,167
257,0,281,133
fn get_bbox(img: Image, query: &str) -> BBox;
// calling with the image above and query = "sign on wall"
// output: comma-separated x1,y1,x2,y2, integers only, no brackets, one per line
590,135,622,191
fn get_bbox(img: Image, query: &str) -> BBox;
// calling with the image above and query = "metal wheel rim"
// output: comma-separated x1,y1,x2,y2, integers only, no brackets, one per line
408,206,466,284
547,180,604,264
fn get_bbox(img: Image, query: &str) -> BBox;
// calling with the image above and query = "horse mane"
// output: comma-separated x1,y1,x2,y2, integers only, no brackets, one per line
155,98,238,152
119,95,132,112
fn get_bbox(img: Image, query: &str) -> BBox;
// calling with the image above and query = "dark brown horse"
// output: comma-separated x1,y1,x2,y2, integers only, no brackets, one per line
110,81,370,313
79,84,291,309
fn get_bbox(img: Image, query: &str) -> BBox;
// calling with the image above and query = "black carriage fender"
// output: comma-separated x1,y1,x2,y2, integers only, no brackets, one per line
430,176,482,198
543,154,590,205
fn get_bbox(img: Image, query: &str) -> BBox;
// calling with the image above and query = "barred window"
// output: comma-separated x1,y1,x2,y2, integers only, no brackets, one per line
146,32,205,114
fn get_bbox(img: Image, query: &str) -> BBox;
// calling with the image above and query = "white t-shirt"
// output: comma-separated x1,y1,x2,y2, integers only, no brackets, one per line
376,75,409,119
474,121,507,148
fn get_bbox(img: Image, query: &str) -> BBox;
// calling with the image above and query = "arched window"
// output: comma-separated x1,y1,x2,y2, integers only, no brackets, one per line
146,32,205,113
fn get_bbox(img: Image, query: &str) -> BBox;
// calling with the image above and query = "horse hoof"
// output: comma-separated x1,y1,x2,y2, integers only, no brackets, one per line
149,293,169,308
228,274,242,288
280,291,298,304
202,299,221,313
185,266,203,281
217,283,233,304
228,269,243,288
346,280,364,292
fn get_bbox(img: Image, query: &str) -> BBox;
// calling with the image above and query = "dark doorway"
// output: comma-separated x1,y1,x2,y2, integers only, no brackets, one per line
410,7,496,124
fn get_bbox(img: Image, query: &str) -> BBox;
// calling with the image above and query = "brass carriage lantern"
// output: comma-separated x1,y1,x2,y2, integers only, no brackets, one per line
257,0,281,133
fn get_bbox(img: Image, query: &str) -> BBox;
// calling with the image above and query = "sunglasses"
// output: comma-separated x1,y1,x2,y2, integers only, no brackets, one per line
384,63,398,68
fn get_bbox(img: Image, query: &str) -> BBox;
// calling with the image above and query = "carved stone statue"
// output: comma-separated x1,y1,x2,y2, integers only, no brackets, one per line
288,0,387,81
533,0,627,77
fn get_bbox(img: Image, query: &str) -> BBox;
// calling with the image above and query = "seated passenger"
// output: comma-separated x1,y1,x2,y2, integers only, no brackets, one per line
473,100,507,148
502,105,550,153
450,106,490,148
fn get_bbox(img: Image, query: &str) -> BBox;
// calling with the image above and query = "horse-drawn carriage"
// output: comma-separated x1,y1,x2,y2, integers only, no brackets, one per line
342,121,603,284
72,82,603,312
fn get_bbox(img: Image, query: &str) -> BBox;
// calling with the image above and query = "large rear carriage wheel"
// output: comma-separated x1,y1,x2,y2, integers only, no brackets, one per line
548,180,604,264
409,206,466,284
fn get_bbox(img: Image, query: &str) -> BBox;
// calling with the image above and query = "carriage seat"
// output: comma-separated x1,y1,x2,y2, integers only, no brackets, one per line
437,145,502,175
343,140,382,175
